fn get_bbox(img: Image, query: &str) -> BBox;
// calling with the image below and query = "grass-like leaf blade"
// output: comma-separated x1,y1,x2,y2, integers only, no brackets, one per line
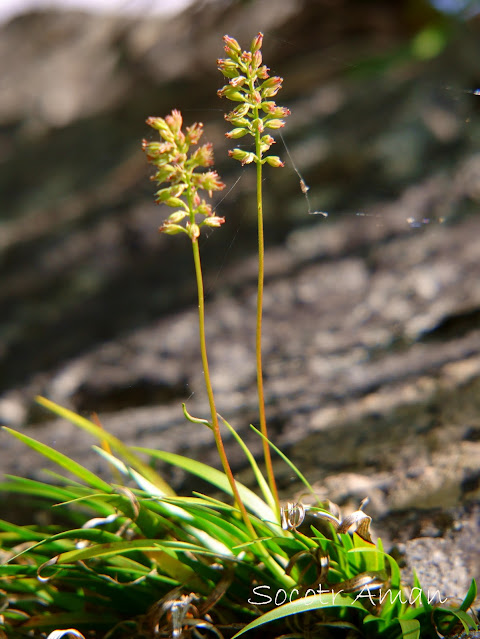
232,592,368,638
35,396,174,495
2,427,112,493
132,447,275,524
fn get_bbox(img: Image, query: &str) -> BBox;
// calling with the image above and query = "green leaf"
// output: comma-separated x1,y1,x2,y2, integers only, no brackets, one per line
35,396,174,496
0,518,51,542
22,611,118,630
433,607,477,636
2,427,112,493
132,447,275,524
232,592,368,637
0,475,95,505
398,617,420,639
249,425,316,497
459,578,477,612
53,539,220,564
219,415,278,517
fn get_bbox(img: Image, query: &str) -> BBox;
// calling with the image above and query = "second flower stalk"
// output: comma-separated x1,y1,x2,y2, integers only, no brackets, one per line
218,32,290,513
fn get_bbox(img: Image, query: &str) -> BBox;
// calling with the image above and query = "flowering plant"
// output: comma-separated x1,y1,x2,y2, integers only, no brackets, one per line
0,32,477,639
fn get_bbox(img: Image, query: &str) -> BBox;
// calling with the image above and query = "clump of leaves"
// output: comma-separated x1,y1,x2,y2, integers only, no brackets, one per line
1,32,478,639
0,402,477,639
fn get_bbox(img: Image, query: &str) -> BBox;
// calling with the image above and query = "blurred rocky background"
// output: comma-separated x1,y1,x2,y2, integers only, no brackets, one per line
1,0,480,597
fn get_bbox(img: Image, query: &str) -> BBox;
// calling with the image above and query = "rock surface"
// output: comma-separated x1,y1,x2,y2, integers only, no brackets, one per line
0,0,479,611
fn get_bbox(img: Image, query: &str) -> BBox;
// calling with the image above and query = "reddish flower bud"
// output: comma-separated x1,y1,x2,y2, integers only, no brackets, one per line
185,122,204,145
217,58,239,78
250,32,263,54
230,75,246,88
223,35,241,55
257,65,270,79
263,104,291,118
190,142,214,167
165,109,183,134
252,50,262,69
193,170,226,197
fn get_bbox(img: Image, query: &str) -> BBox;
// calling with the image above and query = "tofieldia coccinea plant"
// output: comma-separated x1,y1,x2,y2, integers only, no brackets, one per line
0,32,478,639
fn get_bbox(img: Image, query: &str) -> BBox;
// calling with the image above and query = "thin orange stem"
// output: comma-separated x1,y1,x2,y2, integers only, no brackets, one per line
255,136,280,515
191,238,256,537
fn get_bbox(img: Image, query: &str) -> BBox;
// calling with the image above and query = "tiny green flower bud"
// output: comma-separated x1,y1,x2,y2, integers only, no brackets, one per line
265,119,285,130
155,185,186,202
264,155,284,168
230,103,250,118
188,222,200,241
164,196,187,208
196,201,212,216
261,134,275,146
151,165,175,183
159,223,187,235
226,128,248,139
228,149,256,165
217,58,239,78
261,101,276,113
217,86,245,102
224,113,250,128
252,118,264,133
168,210,188,223
260,140,273,154
146,116,169,133
202,215,225,228
260,76,282,98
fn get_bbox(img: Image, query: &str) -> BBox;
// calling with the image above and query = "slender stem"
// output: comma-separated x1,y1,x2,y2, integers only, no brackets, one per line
191,238,256,537
255,132,280,515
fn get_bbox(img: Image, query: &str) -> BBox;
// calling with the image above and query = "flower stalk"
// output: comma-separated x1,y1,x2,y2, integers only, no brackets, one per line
218,32,290,514
142,111,256,536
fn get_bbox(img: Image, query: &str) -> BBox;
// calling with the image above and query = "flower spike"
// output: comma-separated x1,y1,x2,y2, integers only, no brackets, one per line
218,32,289,166
143,111,225,240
